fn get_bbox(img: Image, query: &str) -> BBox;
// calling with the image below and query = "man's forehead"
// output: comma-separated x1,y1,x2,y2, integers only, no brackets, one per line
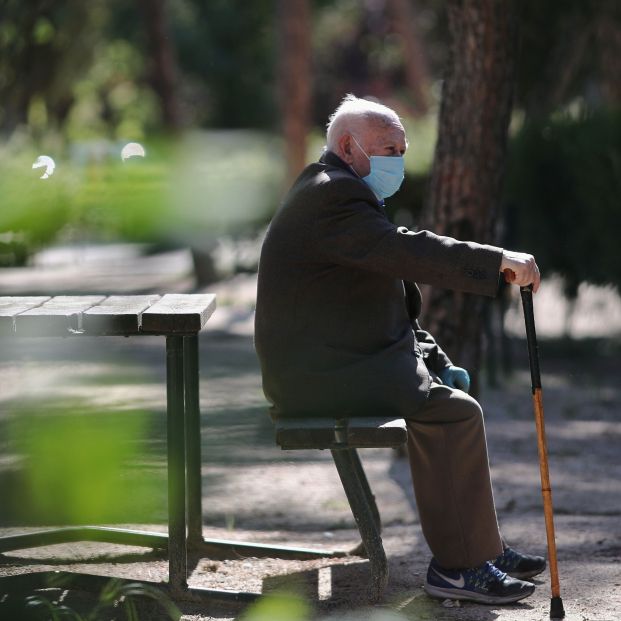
359,116,401,131
365,121,407,145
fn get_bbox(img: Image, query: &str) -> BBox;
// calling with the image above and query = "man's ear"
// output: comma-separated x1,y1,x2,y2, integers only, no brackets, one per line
337,133,355,164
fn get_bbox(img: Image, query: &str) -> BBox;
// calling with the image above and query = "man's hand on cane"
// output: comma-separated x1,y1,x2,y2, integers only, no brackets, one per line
501,250,541,293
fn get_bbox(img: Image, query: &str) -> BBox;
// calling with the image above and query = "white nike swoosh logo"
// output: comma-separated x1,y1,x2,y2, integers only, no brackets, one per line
432,567,465,588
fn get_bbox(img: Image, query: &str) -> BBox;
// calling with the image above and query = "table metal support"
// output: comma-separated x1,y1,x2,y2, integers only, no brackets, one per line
184,335,203,545
0,527,167,553
166,335,187,593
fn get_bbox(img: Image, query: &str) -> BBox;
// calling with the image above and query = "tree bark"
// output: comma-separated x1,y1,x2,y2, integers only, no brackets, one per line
279,0,312,185
421,0,517,397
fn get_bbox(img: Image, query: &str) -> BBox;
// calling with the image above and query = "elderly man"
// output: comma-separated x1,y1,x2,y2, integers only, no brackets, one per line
255,94,544,605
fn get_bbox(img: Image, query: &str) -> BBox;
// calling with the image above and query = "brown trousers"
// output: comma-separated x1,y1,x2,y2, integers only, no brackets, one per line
406,382,503,569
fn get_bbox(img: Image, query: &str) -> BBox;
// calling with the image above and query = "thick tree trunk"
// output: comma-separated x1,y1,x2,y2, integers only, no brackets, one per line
279,0,311,185
421,0,517,397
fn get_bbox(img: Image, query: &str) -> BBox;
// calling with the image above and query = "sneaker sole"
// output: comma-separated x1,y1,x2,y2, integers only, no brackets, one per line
424,582,535,605
506,565,547,580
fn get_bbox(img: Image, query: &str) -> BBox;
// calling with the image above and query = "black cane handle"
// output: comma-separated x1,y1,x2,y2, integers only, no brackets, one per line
520,285,542,391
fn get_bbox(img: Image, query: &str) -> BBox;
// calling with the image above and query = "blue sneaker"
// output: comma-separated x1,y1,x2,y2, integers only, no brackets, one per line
425,558,535,604
493,546,546,579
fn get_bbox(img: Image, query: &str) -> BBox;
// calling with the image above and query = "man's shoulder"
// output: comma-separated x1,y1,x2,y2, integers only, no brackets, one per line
294,160,375,204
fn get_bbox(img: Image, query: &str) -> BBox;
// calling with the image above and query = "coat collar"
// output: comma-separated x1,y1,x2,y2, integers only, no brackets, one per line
319,149,354,173
319,150,384,207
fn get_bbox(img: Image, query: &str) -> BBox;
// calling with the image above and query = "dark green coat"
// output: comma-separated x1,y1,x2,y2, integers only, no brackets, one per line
255,151,502,419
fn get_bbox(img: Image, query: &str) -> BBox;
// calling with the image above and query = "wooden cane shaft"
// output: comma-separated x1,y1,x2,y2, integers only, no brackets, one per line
533,387,561,598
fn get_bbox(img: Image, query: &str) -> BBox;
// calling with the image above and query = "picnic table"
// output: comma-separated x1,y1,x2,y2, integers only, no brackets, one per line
0,294,334,603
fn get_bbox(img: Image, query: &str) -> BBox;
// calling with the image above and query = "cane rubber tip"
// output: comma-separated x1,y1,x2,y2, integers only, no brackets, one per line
550,596,565,619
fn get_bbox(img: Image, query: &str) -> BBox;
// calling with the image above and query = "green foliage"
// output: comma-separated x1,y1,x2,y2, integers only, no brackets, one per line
514,0,620,115
0,142,171,250
4,402,165,525
71,147,172,243
504,109,621,297
240,590,412,621
65,39,160,142
0,130,282,255
0,0,107,133
0,150,74,248
0,0,159,140
240,591,311,621
0,578,180,621
170,0,278,129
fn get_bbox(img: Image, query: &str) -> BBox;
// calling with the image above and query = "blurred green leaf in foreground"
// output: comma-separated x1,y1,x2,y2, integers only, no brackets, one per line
3,400,165,525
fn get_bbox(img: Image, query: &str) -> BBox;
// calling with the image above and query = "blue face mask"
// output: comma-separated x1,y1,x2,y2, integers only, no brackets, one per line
352,135,405,201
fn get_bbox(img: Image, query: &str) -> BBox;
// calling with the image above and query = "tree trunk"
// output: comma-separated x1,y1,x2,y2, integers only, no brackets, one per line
421,0,517,397
386,0,430,116
136,0,181,131
279,0,312,185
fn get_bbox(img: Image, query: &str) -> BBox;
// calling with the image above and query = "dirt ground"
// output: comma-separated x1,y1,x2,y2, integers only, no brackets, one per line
1,268,620,621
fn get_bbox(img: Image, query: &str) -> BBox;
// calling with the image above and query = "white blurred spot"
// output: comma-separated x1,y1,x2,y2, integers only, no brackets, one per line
32,155,55,179
121,142,146,161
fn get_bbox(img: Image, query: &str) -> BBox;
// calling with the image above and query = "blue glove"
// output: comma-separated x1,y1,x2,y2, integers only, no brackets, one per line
439,365,471,393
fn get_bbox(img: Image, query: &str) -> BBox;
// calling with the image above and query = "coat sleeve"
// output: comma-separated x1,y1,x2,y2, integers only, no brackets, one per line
414,320,452,373
313,175,504,297
403,280,452,373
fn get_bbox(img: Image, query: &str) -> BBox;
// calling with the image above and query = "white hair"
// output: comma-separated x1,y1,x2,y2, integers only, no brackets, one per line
326,94,401,150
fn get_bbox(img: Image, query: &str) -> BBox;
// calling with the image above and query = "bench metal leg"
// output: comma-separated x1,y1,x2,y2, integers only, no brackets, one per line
347,449,381,531
345,448,382,557
331,448,388,602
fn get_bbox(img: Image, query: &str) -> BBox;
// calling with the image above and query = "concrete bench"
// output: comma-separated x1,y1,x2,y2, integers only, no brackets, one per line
275,416,408,602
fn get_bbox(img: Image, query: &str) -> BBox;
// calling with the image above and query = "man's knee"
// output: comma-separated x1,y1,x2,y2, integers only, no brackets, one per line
450,390,484,422
409,383,485,424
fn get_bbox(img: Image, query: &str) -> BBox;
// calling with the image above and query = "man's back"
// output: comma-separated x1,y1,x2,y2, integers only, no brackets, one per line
255,152,432,418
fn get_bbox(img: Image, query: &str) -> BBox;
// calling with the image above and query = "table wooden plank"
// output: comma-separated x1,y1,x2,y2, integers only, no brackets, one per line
14,296,106,336
141,294,216,334
82,295,161,335
0,297,51,336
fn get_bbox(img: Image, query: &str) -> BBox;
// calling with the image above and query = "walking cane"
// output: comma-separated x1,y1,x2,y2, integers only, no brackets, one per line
519,283,565,620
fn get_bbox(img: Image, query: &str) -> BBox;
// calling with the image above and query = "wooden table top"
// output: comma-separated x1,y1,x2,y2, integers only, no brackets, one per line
0,294,216,337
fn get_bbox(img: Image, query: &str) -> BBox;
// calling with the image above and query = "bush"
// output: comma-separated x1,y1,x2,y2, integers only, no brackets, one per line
0,131,283,259
503,109,621,297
